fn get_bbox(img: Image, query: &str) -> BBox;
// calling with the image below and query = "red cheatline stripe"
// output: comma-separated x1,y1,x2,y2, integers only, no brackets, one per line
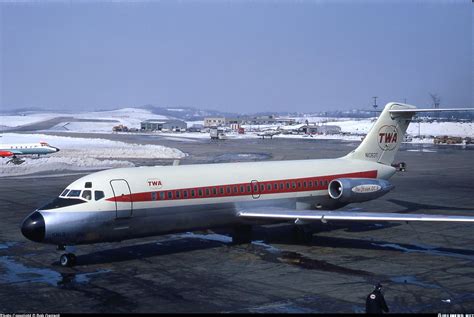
106,170,377,203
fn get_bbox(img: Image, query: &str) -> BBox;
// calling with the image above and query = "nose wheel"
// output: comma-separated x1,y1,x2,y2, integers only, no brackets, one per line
60,253,77,267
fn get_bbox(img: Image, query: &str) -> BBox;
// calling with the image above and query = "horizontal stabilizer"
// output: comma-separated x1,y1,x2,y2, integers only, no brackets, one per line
237,207,474,223
389,108,474,113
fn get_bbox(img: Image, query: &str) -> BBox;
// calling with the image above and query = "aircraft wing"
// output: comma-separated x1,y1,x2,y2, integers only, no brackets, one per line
237,207,474,223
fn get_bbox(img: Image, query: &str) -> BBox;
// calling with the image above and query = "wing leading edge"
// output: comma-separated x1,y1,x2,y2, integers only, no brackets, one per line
237,207,474,223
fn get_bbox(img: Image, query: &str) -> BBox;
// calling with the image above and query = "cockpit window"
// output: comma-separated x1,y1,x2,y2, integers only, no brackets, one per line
60,189,70,197
85,182,92,188
82,190,92,200
41,197,86,210
95,191,105,201
67,190,81,197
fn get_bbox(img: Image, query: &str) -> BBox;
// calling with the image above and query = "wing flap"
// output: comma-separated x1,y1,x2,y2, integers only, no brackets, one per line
237,207,474,223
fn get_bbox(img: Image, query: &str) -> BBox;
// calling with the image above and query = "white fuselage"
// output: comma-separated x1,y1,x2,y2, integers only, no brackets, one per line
31,157,395,246
0,142,59,156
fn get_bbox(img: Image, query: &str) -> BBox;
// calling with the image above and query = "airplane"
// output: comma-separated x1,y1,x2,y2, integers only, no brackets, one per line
257,129,281,139
0,141,60,165
20,102,474,267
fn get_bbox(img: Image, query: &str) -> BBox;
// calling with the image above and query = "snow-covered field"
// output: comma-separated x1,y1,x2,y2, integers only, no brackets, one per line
0,108,474,139
1,107,472,142
0,133,185,177
0,108,170,132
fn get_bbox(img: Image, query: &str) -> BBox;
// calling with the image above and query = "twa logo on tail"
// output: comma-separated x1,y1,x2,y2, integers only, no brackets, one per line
378,125,398,151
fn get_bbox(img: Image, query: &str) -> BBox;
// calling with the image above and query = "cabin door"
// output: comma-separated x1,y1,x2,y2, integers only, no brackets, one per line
110,179,133,218
251,180,261,199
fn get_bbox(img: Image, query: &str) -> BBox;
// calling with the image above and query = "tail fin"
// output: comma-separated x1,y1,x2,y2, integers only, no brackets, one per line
344,102,416,165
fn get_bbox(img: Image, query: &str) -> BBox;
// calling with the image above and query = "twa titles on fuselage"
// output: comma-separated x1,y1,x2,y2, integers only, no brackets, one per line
20,103,474,267
0,141,60,165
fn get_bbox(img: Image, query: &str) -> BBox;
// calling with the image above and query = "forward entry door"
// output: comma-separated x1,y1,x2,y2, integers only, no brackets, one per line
110,179,133,218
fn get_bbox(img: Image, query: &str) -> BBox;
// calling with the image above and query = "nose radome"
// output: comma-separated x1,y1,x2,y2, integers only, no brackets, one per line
21,212,45,242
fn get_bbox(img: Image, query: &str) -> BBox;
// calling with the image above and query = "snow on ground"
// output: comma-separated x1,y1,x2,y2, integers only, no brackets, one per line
0,133,185,177
0,108,170,132
0,112,65,128
406,121,474,137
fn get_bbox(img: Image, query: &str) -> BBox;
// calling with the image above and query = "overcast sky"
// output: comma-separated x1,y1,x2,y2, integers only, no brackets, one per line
1,0,472,113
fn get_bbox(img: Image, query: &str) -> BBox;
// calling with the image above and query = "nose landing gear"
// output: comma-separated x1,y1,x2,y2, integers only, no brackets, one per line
57,245,77,267
60,253,77,267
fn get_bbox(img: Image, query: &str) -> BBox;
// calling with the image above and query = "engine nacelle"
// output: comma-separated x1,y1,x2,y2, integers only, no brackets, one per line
328,178,394,204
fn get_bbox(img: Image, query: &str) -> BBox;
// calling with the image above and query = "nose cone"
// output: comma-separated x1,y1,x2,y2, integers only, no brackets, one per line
21,212,45,242
55,147,60,152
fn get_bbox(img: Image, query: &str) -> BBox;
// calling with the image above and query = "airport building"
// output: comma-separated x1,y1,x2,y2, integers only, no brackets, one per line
204,117,226,127
204,115,296,128
140,119,187,132
298,124,341,135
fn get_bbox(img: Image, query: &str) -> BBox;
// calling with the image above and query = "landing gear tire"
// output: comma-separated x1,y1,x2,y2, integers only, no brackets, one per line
60,253,76,267
232,225,253,244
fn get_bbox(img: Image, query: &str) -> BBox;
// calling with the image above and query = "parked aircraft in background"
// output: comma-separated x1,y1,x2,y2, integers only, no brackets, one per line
20,103,474,267
257,129,281,139
0,141,60,164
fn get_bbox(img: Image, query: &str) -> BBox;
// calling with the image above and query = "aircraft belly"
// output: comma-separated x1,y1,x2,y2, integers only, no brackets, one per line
39,194,328,245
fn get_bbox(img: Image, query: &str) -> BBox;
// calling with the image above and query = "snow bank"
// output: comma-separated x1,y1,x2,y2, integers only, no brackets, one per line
0,133,186,177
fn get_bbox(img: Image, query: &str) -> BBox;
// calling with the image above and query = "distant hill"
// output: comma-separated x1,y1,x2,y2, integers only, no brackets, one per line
138,104,240,121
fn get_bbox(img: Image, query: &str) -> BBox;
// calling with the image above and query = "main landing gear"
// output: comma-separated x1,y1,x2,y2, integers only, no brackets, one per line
57,245,77,267
232,225,253,244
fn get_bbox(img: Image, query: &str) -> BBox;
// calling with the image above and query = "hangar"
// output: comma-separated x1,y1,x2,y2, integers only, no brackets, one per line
140,119,187,132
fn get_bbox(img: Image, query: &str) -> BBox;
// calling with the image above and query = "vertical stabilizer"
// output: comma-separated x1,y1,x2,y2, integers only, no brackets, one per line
344,102,416,165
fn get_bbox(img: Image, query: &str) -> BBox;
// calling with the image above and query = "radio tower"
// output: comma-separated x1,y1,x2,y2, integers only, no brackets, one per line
372,96,378,112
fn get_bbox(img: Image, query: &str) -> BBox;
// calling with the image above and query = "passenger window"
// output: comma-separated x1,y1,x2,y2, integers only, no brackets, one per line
82,190,92,200
95,191,105,201
280,183,284,190
267,184,271,191
167,192,172,199
212,188,217,195
260,184,265,191
226,187,231,194
152,192,157,201
198,189,203,196
160,192,165,200
234,186,238,193
183,191,188,198
247,185,251,192
240,185,244,193
85,182,92,188
297,182,301,188
274,183,278,190
303,182,307,188
176,191,180,198
309,181,313,187
220,187,224,195
253,185,258,192
320,180,323,186
286,183,290,189
292,182,296,189
191,190,195,197
324,180,329,186
68,190,81,197
206,188,210,196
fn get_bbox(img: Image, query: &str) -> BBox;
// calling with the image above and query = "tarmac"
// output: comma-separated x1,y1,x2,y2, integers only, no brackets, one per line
1,135,473,313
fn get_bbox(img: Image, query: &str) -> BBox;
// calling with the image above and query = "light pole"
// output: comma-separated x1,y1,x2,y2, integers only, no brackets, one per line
372,96,378,112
